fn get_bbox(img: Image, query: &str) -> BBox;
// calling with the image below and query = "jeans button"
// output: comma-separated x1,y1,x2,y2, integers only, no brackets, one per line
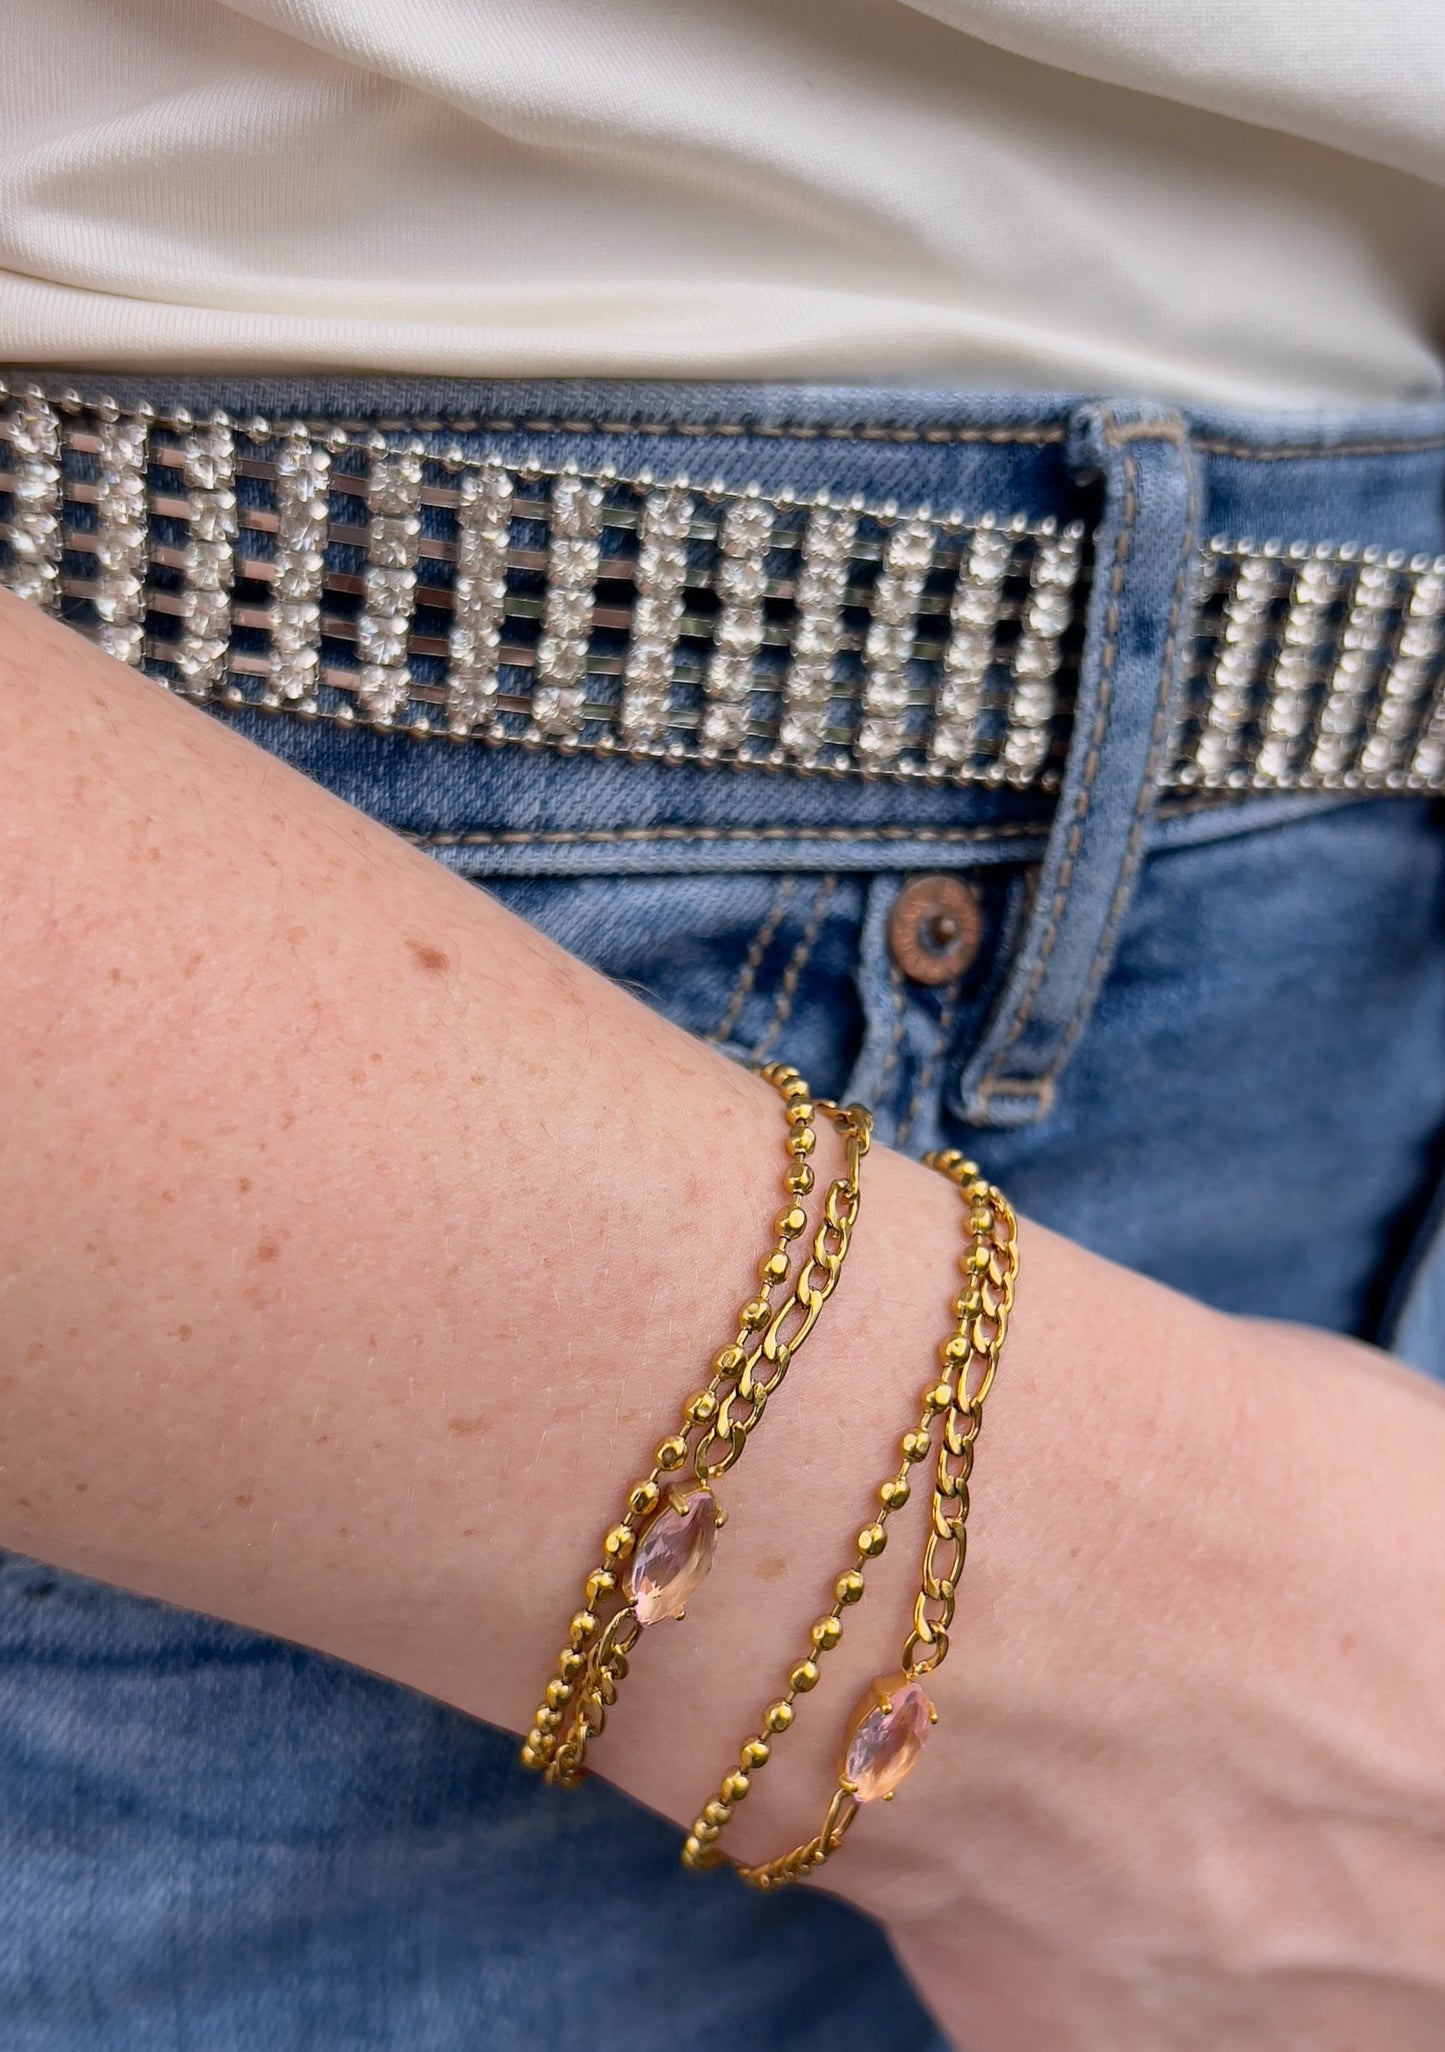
886,874,982,986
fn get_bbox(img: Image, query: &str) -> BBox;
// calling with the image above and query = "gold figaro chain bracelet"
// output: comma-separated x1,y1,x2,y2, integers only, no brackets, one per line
680,1151,1018,1888
521,1063,872,1787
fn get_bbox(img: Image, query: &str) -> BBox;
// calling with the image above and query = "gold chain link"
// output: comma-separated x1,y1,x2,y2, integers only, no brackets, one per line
520,1066,871,1788
680,1153,1017,1888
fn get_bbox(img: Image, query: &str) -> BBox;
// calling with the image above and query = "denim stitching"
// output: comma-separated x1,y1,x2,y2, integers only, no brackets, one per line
405,821,1045,850
708,877,794,1046
1038,423,1201,1087
973,416,1145,1093
876,962,909,1096
19,381,1064,448
403,791,1242,851
1193,432,1445,461
897,976,962,1151
750,874,837,1063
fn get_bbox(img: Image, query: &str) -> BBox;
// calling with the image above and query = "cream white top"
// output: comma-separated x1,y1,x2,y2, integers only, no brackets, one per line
2,0,1443,407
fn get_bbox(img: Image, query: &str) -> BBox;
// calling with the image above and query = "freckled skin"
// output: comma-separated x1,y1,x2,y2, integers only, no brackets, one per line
447,1416,487,1438
254,1240,280,1264
3,593,1442,2052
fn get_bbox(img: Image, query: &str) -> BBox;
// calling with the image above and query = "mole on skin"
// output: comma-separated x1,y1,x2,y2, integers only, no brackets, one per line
408,939,450,975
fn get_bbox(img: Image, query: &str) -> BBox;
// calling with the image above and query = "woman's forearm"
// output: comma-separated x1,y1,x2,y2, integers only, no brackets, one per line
0,587,997,1846
4,591,1444,2049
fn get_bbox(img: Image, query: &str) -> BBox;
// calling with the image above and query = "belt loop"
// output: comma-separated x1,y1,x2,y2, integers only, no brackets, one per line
951,398,1201,1127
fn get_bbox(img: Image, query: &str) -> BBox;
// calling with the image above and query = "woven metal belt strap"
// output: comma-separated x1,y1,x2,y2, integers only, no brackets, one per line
2,383,1443,796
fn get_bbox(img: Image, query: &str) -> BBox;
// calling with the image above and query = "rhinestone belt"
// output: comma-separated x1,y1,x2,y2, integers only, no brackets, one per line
2,384,1443,796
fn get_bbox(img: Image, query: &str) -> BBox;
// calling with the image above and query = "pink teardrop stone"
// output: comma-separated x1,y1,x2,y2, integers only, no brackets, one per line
629,1488,719,1625
840,1674,935,1803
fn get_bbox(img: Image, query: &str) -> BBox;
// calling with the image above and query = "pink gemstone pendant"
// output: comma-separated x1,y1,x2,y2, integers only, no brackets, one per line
839,1673,937,1803
628,1486,722,1626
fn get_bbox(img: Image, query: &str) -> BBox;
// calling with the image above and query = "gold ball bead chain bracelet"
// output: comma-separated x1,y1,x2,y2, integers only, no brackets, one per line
680,1152,1018,1889
520,1063,872,1788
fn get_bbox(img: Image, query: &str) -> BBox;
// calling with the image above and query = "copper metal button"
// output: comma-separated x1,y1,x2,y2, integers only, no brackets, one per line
887,874,983,986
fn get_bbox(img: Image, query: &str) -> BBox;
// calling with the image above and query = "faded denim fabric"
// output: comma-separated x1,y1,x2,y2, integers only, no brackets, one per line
2,377,1443,2050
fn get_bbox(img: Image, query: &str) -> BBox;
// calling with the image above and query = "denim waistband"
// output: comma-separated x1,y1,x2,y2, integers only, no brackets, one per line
4,369,1444,1125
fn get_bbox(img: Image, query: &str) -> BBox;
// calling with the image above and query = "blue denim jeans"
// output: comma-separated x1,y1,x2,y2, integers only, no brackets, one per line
3,376,1444,2049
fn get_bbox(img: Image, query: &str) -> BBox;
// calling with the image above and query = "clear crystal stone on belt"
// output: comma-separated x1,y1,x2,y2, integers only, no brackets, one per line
628,1486,721,1625
840,1673,937,1802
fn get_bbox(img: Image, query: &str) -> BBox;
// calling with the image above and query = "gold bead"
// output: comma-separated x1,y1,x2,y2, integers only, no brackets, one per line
683,1834,704,1861
656,1435,688,1470
924,1379,953,1412
627,1480,660,1517
858,1524,888,1558
722,1771,750,1802
811,1615,843,1650
545,1678,573,1709
879,1476,910,1510
901,1429,930,1463
603,1523,635,1561
741,1739,771,1769
790,1659,820,1692
971,1206,995,1234
519,1744,539,1769
954,1289,982,1318
835,1569,865,1605
970,1243,992,1271
786,1163,815,1196
764,1700,794,1732
942,1335,970,1364
713,1345,744,1376
761,1249,790,1283
558,1649,585,1681
741,1296,771,1330
535,1705,561,1732
778,1071,807,1099
693,1816,720,1843
583,1568,616,1607
569,1610,598,1647
786,1127,816,1157
686,1389,718,1423
704,1799,732,1828
778,1206,808,1238
784,1099,814,1126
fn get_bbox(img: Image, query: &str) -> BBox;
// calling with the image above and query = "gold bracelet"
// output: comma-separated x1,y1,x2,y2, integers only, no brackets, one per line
680,1151,1017,1888
521,1064,872,1787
